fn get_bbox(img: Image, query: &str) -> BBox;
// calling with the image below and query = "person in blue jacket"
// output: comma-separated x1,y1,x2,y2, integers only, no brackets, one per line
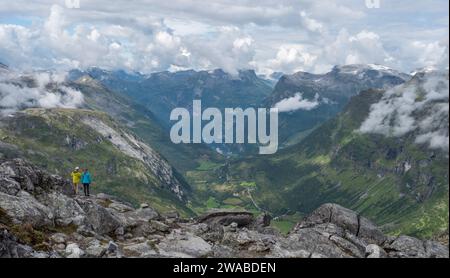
81,169,92,197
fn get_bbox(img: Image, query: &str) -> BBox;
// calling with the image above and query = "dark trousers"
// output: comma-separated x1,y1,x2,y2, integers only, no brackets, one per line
83,183,90,196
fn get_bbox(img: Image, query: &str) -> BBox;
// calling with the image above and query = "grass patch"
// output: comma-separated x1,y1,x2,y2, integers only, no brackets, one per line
0,207,13,226
240,181,257,188
223,197,243,206
45,223,78,235
196,161,222,171
10,223,51,252
271,220,296,235
98,199,113,208
205,197,220,209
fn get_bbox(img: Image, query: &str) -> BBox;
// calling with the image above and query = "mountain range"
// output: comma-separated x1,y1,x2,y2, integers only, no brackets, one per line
267,64,411,145
0,62,448,241
192,69,449,238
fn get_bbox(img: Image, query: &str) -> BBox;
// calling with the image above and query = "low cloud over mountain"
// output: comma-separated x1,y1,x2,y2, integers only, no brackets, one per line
0,71,84,115
274,92,321,112
360,70,449,152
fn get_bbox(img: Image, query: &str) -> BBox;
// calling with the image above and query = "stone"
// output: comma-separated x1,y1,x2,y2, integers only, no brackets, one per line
150,220,170,233
96,193,113,200
197,210,254,228
253,213,272,228
85,239,107,258
0,191,54,228
49,233,67,245
109,202,134,213
108,241,119,253
129,207,160,222
77,225,96,237
162,211,180,219
55,244,66,250
365,244,387,258
76,199,122,235
423,240,450,258
382,236,449,258
296,203,387,246
122,241,157,257
0,177,21,196
115,227,125,236
157,230,212,258
65,243,85,258
41,192,86,227
0,230,21,258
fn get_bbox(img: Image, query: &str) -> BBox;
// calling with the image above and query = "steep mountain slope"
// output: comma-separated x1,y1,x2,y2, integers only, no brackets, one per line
76,68,273,127
267,64,410,145
0,108,193,214
193,70,449,238
69,75,223,174
0,71,198,214
70,68,272,155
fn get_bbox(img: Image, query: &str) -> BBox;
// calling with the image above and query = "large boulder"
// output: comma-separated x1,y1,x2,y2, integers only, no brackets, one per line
0,229,49,258
0,229,21,258
295,203,387,246
75,199,122,235
197,210,254,228
39,192,85,227
285,223,365,258
384,236,449,258
0,159,72,197
157,230,212,258
0,191,54,228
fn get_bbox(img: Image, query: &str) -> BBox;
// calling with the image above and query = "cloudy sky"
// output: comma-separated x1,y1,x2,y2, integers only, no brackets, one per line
0,0,448,75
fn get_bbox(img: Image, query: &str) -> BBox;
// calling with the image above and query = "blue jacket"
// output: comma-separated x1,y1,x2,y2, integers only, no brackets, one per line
81,172,92,184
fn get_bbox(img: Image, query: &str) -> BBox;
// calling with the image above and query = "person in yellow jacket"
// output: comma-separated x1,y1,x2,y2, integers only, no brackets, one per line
71,167,82,195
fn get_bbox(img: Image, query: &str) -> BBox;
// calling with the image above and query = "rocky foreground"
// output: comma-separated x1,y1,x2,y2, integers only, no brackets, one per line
0,159,448,258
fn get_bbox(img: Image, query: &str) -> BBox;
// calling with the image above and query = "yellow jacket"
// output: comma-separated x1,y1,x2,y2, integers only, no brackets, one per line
71,171,82,183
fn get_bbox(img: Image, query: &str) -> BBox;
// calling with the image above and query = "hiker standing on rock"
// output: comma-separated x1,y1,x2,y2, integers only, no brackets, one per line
81,168,92,197
71,167,82,195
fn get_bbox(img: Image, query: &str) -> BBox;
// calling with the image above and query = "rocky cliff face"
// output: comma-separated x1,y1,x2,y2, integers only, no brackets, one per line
1,159,447,258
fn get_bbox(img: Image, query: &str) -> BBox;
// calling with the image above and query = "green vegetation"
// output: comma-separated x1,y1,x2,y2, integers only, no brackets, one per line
0,108,194,216
1,76,447,240
271,220,295,234
240,181,257,188
205,197,220,209
185,90,449,239
10,223,50,251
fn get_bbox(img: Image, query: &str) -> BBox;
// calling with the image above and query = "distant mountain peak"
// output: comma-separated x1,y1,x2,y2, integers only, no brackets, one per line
0,61,9,72
409,65,449,76
74,74,105,88
331,64,407,76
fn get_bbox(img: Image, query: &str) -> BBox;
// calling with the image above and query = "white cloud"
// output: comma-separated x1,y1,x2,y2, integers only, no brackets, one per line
258,28,397,74
263,45,318,74
359,71,449,152
186,26,256,75
0,71,84,115
274,93,320,113
0,1,448,74
323,29,395,69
